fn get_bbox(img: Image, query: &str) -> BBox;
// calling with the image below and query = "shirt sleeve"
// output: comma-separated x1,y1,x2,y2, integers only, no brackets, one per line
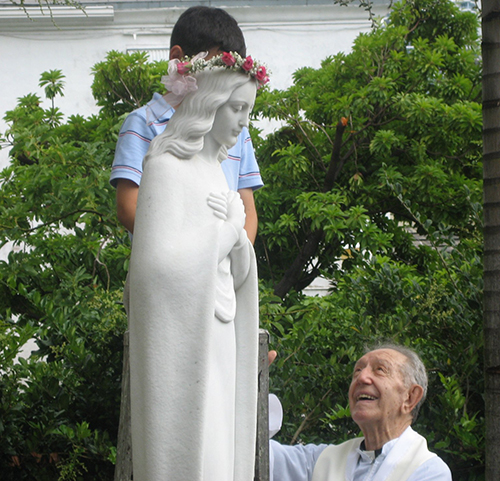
406,456,452,481
235,127,263,191
270,440,328,481
110,110,155,188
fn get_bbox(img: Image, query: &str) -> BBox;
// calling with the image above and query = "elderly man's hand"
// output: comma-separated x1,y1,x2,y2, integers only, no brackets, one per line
268,350,277,365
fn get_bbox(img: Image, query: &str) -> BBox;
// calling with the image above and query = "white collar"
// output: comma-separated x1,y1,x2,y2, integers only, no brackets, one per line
356,436,399,463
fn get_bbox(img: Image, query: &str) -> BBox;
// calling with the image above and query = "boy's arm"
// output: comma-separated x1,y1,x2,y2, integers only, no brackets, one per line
111,108,156,234
239,187,258,244
235,128,263,245
116,179,139,234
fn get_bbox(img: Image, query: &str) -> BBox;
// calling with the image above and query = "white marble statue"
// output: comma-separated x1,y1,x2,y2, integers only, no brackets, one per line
128,54,267,481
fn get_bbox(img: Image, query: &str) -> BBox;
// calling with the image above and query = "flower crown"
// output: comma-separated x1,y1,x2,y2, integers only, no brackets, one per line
161,51,270,106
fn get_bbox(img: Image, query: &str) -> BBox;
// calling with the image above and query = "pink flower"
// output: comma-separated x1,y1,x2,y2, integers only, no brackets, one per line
222,52,236,66
255,66,268,83
242,56,254,72
177,62,191,75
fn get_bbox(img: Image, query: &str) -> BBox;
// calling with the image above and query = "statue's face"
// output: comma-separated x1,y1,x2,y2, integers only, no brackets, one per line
208,80,257,149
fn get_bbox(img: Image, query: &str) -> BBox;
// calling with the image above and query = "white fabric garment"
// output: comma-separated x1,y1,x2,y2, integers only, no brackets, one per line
312,426,441,481
128,152,259,481
270,427,452,481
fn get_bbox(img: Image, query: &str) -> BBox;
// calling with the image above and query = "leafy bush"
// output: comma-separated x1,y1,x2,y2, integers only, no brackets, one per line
254,0,484,479
0,80,128,480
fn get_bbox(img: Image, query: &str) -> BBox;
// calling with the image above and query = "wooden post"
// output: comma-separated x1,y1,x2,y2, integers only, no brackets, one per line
255,329,270,481
114,331,132,481
114,329,270,481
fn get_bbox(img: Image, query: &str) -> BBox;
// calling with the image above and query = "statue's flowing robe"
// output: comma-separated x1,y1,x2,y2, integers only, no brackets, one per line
128,152,259,481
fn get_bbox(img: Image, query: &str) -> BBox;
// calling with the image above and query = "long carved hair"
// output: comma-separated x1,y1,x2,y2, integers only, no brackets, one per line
145,70,255,164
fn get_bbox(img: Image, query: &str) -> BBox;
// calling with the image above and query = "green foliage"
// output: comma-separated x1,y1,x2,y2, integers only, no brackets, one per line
0,1,485,479
254,0,481,293
0,69,130,479
39,69,65,110
91,50,169,118
254,0,484,479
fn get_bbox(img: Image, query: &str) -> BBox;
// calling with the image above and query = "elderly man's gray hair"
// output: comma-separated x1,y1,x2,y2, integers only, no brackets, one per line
365,343,428,423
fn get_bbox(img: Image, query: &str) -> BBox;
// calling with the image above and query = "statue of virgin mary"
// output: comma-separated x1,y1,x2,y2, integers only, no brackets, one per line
127,53,267,481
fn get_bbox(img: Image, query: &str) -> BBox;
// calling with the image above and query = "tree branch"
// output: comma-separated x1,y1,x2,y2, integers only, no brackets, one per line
273,118,347,298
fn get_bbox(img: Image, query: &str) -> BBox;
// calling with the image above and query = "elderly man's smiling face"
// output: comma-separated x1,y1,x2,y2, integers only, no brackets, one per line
348,348,419,446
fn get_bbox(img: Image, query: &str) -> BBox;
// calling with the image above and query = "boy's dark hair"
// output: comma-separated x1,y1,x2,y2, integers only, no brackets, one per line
170,6,246,57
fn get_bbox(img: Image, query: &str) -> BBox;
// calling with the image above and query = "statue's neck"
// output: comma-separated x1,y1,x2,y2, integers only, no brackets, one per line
199,136,222,165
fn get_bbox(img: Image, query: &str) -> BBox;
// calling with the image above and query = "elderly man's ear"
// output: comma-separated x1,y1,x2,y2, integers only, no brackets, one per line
403,385,424,416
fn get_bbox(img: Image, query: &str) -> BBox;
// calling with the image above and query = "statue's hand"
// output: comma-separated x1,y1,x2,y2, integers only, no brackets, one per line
207,192,228,221
225,191,246,234
209,191,246,262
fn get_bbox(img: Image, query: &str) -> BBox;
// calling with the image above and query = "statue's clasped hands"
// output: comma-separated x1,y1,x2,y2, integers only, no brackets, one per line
207,191,246,234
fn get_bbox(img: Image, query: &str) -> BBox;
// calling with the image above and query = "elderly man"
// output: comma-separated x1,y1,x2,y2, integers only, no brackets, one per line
270,344,452,481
